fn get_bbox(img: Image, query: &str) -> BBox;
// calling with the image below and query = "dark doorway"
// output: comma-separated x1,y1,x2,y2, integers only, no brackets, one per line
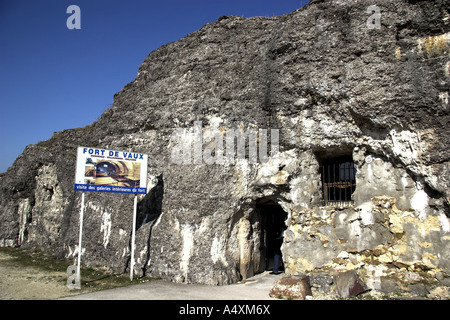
256,199,287,273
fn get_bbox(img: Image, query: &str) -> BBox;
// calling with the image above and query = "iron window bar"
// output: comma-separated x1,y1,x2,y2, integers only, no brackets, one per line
321,158,356,207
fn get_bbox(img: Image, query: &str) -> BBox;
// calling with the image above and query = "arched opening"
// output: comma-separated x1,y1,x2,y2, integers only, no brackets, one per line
96,161,121,177
255,198,287,274
93,161,139,187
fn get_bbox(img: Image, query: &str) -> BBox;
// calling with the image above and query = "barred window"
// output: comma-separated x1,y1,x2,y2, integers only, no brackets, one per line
321,157,356,207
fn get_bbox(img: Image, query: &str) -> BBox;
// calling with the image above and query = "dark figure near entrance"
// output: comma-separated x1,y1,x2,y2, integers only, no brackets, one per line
257,200,287,275
270,228,284,274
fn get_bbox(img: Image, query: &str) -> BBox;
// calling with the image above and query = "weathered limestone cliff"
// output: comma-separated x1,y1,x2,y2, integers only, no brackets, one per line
1,0,449,297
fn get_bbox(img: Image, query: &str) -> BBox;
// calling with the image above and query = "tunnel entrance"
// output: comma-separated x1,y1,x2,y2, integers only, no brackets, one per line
96,161,122,176
256,199,287,274
93,160,140,187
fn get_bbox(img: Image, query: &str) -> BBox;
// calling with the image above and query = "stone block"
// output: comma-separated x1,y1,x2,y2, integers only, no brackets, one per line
380,278,400,294
334,270,369,298
269,275,312,300
309,272,334,293
408,284,429,297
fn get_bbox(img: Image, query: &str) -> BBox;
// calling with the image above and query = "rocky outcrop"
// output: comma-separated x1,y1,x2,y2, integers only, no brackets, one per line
0,0,449,296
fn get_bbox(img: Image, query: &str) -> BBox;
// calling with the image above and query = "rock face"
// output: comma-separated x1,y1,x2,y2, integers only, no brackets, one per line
1,0,449,293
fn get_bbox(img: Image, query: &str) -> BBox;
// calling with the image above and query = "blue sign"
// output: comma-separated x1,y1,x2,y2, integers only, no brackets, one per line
74,184,147,194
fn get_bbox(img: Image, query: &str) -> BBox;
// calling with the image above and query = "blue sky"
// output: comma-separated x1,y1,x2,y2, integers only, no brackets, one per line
0,0,308,173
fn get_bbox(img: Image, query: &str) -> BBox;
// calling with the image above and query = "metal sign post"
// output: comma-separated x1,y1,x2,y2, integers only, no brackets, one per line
76,192,85,284
130,194,138,281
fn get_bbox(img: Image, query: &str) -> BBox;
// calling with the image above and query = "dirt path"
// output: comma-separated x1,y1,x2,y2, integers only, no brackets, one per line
0,248,281,300
0,250,78,300
0,248,148,300
63,271,281,300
